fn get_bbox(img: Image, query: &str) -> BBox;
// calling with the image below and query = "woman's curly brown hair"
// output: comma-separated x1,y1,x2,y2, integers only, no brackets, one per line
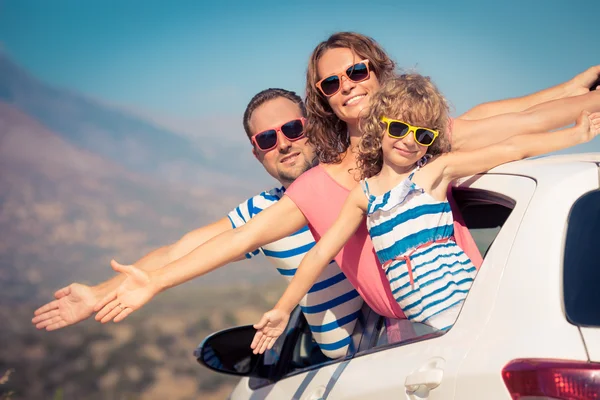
305,32,397,164
357,74,451,179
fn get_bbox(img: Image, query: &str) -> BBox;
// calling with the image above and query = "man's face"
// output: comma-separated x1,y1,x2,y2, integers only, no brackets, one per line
248,97,316,187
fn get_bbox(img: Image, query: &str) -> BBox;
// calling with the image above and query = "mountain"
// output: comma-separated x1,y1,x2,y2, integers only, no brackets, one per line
0,55,285,400
0,53,272,194
0,53,281,295
0,101,273,298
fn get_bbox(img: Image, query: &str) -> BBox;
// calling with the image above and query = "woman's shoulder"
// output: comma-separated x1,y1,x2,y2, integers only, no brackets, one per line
301,163,326,180
286,162,354,209
287,164,325,193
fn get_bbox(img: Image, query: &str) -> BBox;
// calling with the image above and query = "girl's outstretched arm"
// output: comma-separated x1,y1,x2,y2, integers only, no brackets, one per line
452,89,600,151
93,196,308,323
429,111,600,196
250,186,367,354
459,65,600,120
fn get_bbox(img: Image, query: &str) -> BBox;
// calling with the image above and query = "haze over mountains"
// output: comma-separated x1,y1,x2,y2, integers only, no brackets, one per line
0,53,278,300
0,53,290,399
0,52,271,191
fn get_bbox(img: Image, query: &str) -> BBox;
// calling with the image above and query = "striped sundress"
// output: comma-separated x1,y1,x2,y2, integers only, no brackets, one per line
361,157,477,331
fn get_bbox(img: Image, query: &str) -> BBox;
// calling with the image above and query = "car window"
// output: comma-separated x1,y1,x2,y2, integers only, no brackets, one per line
287,316,337,372
564,190,600,327
357,187,515,355
277,302,374,379
248,306,304,390
453,187,515,257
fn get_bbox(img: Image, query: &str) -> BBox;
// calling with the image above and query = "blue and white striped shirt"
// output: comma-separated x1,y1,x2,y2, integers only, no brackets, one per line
228,187,363,358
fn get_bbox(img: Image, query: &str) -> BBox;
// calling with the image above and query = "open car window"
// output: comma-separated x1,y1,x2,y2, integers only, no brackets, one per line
279,301,375,379
247,301,374,389
452,187,515,258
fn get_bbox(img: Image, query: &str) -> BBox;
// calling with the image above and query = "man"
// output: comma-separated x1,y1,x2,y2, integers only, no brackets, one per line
32,88,364,359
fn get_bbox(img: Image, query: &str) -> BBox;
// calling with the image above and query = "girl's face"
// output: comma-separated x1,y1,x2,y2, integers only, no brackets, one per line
381,121,429,169
317,47,380,126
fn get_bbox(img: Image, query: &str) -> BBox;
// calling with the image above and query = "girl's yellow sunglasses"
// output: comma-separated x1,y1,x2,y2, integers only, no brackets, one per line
381,116,439,147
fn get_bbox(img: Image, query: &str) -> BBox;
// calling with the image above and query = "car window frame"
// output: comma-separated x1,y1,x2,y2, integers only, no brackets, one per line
248,300,376,389
272,301,376,382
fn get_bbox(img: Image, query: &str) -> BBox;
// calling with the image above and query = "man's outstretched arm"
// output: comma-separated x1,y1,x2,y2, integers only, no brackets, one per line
95,217,236,294
32,217,234,331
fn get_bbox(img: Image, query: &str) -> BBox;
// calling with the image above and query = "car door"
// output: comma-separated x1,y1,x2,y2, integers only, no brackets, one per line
324,174,537,400
229,302,376,400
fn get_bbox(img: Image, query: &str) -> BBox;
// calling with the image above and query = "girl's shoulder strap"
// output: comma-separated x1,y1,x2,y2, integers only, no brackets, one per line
360,178,372,198
408,154,433,180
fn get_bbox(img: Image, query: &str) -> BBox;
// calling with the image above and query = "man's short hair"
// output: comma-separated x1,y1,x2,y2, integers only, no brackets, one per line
243,88,306,138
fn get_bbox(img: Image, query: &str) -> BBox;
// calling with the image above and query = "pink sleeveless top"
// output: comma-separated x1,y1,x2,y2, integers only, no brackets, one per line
285,165,482,319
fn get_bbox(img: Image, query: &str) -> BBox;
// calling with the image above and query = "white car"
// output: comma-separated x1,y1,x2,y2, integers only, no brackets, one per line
195,153,600,400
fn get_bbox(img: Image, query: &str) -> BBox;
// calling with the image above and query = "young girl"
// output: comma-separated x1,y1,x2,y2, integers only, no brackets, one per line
250,73,600,354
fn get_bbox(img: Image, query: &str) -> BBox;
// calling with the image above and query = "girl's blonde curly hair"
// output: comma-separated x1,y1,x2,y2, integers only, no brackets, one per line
358,73,451,179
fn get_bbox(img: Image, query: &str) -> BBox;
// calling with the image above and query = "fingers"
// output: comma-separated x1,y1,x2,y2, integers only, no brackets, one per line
590,112,600,135
252,314,271,354
577,110,591,126
99,305,122,323
36,315,63,330
253,334,269,355
253,314,269,330
111,260,148,285
257,334,273,354
46,320,68,331
96,299,133,324
590,66,600,89
111,259,134,275
95,298,120,322
113,307,133,323
54,286,71,299
33,299,59,317
32,308,61,326
250,331,263,351
266,336,277,351
586,65,600,78
111,259,123,272
251,330,280,354
93,291,117,313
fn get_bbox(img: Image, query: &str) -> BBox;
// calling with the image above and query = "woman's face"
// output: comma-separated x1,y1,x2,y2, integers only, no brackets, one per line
317,47,380,126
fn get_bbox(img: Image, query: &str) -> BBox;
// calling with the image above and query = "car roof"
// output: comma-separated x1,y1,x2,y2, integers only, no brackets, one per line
482,152,600,181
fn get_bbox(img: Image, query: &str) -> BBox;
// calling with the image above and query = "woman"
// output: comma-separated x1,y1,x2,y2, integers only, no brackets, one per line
93,32,600,327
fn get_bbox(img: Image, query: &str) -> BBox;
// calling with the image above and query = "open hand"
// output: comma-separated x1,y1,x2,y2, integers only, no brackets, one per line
570,65,600,95
32,283,99,331
250,309,290,354
576,111,600,142
93,260,159,323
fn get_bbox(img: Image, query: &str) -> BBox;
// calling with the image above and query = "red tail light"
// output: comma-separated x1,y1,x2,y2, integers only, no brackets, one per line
502,359,600,400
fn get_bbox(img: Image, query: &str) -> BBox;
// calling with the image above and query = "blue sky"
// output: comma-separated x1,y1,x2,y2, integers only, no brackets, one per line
0,0,599,148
